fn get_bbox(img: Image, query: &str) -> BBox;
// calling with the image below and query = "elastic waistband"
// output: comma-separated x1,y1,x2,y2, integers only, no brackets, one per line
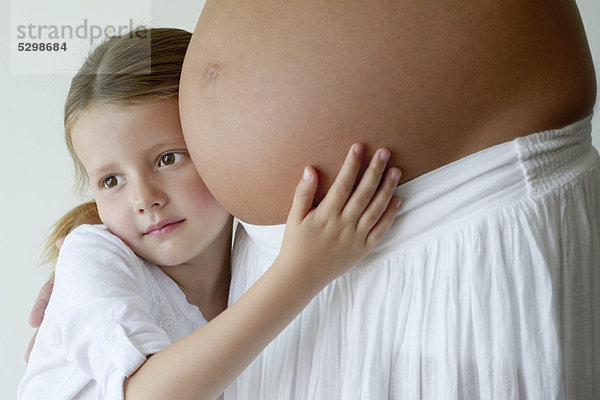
240,115,598,259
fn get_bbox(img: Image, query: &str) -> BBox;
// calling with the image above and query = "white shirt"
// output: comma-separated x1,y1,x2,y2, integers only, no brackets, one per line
19,224,209,400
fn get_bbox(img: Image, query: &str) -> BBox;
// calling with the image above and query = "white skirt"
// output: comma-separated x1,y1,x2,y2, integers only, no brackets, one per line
226,115,600,400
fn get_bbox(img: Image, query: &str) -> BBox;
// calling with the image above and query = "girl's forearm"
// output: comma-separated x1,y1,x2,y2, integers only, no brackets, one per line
124,255,328,400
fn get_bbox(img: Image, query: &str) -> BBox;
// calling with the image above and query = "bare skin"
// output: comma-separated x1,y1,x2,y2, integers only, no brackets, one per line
179,0,596,225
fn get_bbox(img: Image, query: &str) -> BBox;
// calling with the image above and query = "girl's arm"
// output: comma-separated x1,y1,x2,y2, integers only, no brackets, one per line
124,143,403,400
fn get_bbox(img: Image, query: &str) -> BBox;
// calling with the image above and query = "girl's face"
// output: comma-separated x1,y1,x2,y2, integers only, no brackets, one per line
71,99,231,267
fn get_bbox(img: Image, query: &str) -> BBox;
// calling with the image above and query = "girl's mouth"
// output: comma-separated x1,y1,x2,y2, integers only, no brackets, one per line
144,219,185,237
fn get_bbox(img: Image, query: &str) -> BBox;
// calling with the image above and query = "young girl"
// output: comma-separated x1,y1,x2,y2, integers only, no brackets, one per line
18,28,403,400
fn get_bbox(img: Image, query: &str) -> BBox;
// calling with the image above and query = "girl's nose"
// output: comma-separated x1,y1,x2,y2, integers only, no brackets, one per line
137,200,162,214
133,180,167,214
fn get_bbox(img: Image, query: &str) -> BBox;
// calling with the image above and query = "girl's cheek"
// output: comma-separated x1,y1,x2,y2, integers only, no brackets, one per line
186,179,229,218
184,170,220,204
188,184,217,208
95,200,110,226
96,199,126,232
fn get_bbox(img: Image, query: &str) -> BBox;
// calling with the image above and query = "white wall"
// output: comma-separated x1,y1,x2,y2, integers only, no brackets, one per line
1,1,598,397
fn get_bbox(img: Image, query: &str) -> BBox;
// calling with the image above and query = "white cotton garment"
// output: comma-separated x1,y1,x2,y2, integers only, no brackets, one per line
225,115,600,400
18,225,210,400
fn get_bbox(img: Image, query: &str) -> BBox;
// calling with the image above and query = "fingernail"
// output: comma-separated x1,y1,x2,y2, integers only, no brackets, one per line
303,167,313,181
379,149,391,162
352,143,362,155
391,168,401,181
395,198,403,209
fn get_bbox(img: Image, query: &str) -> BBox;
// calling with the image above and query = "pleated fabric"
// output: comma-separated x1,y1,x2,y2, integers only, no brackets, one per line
226,115,600,400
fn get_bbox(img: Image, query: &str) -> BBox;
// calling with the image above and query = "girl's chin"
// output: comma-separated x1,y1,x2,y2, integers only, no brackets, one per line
145,251,194,268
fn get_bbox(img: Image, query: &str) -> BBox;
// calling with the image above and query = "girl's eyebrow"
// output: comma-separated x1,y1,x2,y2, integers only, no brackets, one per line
87,163,120,179
145,140,187,154
145,138,185,150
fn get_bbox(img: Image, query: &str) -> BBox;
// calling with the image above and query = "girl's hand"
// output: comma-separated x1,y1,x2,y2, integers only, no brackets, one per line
25,278,54,362
279,143,402,285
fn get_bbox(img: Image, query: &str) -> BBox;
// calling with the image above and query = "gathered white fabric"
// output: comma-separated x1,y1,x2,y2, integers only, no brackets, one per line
226,115,600,399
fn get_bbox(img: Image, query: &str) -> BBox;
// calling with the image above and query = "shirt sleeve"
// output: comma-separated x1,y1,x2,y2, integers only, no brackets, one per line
46,225,171,400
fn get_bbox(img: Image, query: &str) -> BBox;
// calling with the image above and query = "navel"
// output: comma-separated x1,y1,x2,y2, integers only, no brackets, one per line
205,63,222,83
197,62,225,99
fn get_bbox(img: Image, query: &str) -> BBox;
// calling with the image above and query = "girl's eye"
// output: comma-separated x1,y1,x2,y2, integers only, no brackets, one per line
101,176,122,189
158,152,184,167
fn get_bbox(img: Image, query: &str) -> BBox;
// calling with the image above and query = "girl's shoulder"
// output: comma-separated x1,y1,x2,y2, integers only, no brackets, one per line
60,224,148,272
54,224,154,301
62,224,135,258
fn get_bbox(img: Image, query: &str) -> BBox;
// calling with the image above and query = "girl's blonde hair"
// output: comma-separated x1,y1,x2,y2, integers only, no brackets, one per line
43,27,192,275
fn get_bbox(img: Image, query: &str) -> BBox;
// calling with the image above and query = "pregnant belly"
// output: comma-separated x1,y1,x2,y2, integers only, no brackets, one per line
180,0,596,225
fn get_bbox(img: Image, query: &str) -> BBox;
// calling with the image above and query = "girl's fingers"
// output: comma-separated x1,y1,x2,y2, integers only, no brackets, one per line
287,166,319,223
28,279,54,328
356,167,402,234
365,195,403,248
24,331,38,363
342,148,392,220
319,143,365,213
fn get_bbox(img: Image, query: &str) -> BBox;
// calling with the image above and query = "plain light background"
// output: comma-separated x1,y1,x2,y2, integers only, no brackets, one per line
1,1,598,397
